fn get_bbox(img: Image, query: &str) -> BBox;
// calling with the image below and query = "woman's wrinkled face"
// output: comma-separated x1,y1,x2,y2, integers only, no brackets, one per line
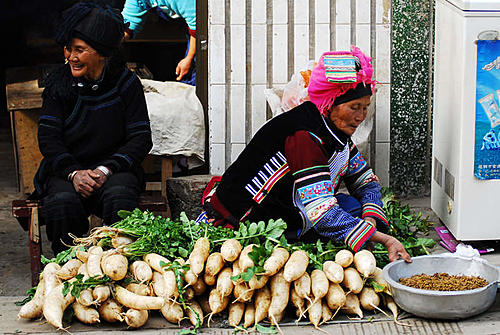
64,38,105,80
328,95,371,136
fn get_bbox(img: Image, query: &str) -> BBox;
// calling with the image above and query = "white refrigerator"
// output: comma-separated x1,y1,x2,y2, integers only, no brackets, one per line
432,0,500,240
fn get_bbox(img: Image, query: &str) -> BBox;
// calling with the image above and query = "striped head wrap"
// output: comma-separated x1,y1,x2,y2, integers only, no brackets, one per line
308,46,376,116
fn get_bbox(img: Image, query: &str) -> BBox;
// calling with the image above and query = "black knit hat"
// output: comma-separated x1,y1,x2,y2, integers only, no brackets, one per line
332,83,372,107
56,2,125,56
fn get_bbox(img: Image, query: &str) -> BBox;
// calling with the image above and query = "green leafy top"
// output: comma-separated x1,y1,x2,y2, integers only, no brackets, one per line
41,246,85,266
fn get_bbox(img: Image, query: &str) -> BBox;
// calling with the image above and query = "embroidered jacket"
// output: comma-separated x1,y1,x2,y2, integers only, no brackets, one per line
213,101,388,251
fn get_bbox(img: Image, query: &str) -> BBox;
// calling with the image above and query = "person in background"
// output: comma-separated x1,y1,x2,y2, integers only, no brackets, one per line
122,0,196,85
35,2,153,254
198,46,411,263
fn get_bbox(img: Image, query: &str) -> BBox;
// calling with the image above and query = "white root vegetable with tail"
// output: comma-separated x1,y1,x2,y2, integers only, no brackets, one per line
18,279,45,319
115,286,165,310
284,250,309,282
353,250,377,277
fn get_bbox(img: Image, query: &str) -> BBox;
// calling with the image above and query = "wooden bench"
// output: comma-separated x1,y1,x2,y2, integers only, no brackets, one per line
12,194,168,286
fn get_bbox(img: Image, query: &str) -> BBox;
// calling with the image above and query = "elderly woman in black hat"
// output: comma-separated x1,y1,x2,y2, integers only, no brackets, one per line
35,2,153,254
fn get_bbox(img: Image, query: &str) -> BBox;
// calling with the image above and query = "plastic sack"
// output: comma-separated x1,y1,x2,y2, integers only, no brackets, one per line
141,79,205,169
264,61,314,117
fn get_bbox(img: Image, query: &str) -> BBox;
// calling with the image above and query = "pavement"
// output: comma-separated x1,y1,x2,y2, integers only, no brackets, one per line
1,184,500,334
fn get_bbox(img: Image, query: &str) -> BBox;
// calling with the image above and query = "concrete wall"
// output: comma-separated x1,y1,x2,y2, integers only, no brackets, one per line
207,0,393,186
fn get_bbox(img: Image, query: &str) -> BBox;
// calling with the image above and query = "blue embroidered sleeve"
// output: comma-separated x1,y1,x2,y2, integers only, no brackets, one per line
344,143,389,230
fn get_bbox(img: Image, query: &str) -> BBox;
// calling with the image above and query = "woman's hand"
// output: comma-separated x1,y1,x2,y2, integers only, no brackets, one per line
72,170,98,198
176,57,192,81
384,236,412,263
368,231,412,263
90,169,107,189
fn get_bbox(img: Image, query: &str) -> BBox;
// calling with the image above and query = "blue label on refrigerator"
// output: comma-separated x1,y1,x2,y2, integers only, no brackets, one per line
474,40,500,179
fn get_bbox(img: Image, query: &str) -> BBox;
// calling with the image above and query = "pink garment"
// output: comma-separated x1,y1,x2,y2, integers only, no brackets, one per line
308,46,376,116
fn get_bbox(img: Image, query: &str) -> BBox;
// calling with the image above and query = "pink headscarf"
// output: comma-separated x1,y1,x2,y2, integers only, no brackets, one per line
308,46,376,116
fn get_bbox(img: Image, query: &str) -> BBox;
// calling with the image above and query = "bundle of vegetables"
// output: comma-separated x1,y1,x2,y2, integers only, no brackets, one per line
17,208,416,334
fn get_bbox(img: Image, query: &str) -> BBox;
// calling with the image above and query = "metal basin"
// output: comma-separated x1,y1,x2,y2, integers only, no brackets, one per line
382,255,500,320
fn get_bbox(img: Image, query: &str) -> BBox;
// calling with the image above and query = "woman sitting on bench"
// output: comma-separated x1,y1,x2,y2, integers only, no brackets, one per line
34,2,153,255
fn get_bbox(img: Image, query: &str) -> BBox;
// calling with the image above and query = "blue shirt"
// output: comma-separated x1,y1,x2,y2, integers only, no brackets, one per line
122,0,196,35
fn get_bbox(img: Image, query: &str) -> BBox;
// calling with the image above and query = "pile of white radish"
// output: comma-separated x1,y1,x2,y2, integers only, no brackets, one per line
18,238,398,333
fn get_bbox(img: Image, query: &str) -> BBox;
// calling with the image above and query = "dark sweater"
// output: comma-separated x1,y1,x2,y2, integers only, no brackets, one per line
35,62,153,195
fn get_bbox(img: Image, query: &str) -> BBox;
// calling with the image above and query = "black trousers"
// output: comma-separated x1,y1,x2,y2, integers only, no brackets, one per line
40,172,140,255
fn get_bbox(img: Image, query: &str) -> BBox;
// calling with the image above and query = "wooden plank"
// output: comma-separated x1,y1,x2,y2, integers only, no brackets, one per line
5,80,43,111
12,109,43,194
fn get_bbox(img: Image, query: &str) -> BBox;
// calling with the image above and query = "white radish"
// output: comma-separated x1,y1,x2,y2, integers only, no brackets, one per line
56,259,82,280
216,267,234,297
76,249,89,263
249,274,269,290
321,300,333,324
359,287,380,311
188,237,210,275
184,287,195,301
233,281,253,302
152,271,168,297
342,267,363,294
43,262,62,298
87,246,104,278
164,270,179,299
268,269,291,321
353,249,376,277
208,288,229,314
243,303,255,328
18,278,45,319
192,277,207,296
205,252,225,276
335,249,353,268
228,301,245,327
43,283,75,329
92,285,110,305
124,308,148,328
115,286,165,310
126,283,151,296
239,244,255,272
101,254,128,281
160,300,184,324
341,293,363,318
283,250,309,282
185,267,198,286
290,287,306,321
232,258,243,284
254,286,271,325
220,239,242,262
73,301,100,324
130,260,153,283
311,269,329,300
371,267,390,294
323,260,344,284
187,301,204,327
293,272,311,300
77,289,94,307
111,235,134,249
263,247,289,276
98,299,123,323
326,283,346,310
307,297,323,328
143,253,170,273
204,272,217,286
